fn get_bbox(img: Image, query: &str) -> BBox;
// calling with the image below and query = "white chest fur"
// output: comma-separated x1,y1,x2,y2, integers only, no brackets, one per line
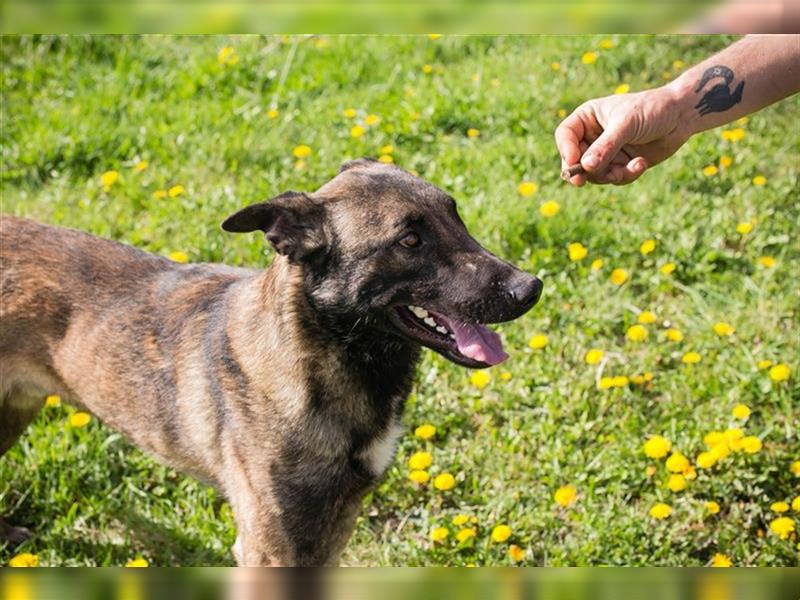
359,420,404,477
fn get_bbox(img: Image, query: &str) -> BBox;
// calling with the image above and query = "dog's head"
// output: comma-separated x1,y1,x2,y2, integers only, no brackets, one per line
222,159,542,368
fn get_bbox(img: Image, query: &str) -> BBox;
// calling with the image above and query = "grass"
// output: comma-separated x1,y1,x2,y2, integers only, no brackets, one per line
1,34,798,567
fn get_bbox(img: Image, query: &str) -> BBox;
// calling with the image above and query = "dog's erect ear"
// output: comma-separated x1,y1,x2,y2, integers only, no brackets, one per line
221,192,327,263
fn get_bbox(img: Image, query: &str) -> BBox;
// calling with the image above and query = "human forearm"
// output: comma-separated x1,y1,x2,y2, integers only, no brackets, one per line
668,35,800,138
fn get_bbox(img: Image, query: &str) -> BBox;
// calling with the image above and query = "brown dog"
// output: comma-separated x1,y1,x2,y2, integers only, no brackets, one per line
0,159,541,565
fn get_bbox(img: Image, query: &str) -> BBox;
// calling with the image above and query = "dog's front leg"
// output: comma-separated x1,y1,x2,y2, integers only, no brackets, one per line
228,490,295,566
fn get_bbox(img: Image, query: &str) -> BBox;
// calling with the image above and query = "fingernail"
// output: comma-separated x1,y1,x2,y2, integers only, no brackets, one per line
583,154,599,169
633,159,645,173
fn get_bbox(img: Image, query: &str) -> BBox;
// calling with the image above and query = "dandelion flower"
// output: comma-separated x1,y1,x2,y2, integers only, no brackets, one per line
469,370,491,389
667,474,687,492
705,501,721,515
153,190,167,199
599,39,615,49
769,363,790,382
550,62,561,71
757,359,773,370
711,442,731,460
499,371,512,381
645,465,657,477
427,33,442,40
662,328,682,342
414,424,436,440
467,128,480,138
791,496,800,512
539,201,560,217
491,524,512,543
364,114,380,126
69,412,91,427
659,262,676,275
409,470,430,484
452,514,470,526
610,268,628,285
611,375,628,387
638,311,657,324
378,154,393,164
614,83,630,95
292,145,311,159
343,108,357,118
721,128,745,142
769,516,795,539
380,145,394,155
643,435,671,459
456,527,476,543
169,251,189,263
598,377,614,390
665,452,689,473
350,125,365,138
554,485,577,507
752,175,767,186
684,466,697,480
434,473,456,491
696,451,717,469
626,324,648,342
45,394,61,407
430,527,449,542
672,59,685,70
408,451,432,470
703,431,724,447
508,545,525,562
567,242,588,261
640,239,656,255
581,52,598,65
682,351,701,364
422,64,434,74
100,170,119,189
134,160,148,172
736,222,753,235
585,349,604,365
557,108,567,118
125,557,149,567
732,404,750,420
518,181,538,197
528,334,548,349
9,552,39,567
757,256,776,268
702,165,718,177
217,46,239,65
740,436,762,454
771,502,790,513
719,155,732,168
649,503,671,519
713,322,735,336
266,108,279,119
710,553,732,567
591,258,604,271
791,461,800,476
168,184,184,198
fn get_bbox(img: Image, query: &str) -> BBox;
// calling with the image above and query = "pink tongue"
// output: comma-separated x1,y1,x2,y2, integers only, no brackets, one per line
436,315,508,366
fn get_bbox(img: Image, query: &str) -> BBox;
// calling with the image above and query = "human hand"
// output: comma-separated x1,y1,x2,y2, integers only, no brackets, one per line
555,86,692,186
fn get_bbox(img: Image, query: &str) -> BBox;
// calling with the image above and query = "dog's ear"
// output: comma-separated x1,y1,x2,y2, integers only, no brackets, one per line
221,192,327,263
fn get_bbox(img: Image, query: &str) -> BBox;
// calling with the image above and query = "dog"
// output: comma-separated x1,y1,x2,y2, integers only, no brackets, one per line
0,158,542,565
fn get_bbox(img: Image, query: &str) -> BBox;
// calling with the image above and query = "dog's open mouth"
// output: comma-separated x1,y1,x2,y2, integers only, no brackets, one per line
389,305,508,369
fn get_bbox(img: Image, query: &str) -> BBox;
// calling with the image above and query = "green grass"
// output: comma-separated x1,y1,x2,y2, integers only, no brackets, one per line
1,34,798,567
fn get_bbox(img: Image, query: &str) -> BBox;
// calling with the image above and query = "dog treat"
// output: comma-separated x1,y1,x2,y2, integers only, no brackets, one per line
561,163,585,179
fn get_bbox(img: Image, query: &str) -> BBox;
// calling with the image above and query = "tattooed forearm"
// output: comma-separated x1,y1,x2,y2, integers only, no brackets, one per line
693,65,745,117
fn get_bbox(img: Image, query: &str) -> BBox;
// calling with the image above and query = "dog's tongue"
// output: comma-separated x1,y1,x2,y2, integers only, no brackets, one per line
437,315,508,366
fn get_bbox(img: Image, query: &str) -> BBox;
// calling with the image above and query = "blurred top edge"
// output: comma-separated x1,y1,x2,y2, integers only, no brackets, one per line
0,0,798,34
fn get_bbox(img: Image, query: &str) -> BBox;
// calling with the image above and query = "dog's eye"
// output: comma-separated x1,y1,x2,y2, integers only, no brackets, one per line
399,232,422,249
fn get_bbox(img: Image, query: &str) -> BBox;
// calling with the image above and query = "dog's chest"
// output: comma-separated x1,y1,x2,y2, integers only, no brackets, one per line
357,419,404,477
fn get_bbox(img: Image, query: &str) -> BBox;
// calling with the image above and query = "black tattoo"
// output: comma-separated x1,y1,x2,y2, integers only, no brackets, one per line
694,65,745,116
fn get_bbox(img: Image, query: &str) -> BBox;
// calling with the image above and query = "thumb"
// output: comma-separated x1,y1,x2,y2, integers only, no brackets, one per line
581,120,632,174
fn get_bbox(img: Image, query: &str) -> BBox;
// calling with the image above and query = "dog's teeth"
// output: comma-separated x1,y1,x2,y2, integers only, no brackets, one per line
449,333,456,339
436,326,448,334
423,317,436,327
409,306,428,319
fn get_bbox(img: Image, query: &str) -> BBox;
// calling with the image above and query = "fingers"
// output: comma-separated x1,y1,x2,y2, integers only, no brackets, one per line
580,120,633,175
590,156,648,185
555,110,587,186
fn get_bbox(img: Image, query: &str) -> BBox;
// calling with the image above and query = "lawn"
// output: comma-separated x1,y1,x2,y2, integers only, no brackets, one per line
1,34,798,567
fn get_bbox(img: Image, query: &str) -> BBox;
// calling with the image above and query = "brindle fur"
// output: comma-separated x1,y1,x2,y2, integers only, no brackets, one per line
0,159,540,565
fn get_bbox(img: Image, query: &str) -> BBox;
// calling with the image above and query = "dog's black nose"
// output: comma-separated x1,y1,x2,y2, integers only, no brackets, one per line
506,274,543,309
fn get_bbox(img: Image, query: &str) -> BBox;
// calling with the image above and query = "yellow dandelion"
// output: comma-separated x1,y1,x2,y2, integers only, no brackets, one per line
721,128,745,142
168,184,184,198
732,404,751,420
660,262,676,275
408,451,433,470
626,324,648,342
585,349,604,365
379,145,394,155
682,351,701,364
294,160,306,171
640,239,656,255
599,39,615,49
665,452,689,473
469,370,491,389
414,424,436,440
266,108,279,119
567,242,588,262
491,524,512,543
683,466,697,480
350,125,365,138
719,155,732,168
9,552,39,567
100,170,119,189
741,436,762,454
378,154,393,164
757,359,773,370
539,201,560,217
134,160,148,172
610,268,628,285
550,62,561,71
153,189,167,199
364,114,380,126
467,128,480,138
704,431,724,447
343,108,357,118
422,64,434,74
581,52,598,65
638,311,657,324
672,59,685,70
736,222,754,235
292,145,311,159
612,375,629,387
769,363,790,382
168,251,189,264
217,46,239,66
667,474,687,492
643,435,671,460
752,175,767,186
598,377,614,390
771,501,790,513
69,412,91,427
697,451,717,469
614,83,630,95
508,544,525,562
791,461,800,476
452,514,470,526
769,517,795,539
434,473,456,491
554,485,577,507
711,442,731,460
649,503,671,520
591,258,604,271
664,328,683,342
645,465,657,477
427,33,442,40
713,322,735,336
408,470,430,484
430,527,449,542
557,108,567,119
710,553,732,567
757,256,776,268
45,394,61,407
528,334,548,349
791,496,800,512
499,371,512,381
705,501,721,515
455,528,476,543
702,165,718,177
517,181,538,197
125,557,149,567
